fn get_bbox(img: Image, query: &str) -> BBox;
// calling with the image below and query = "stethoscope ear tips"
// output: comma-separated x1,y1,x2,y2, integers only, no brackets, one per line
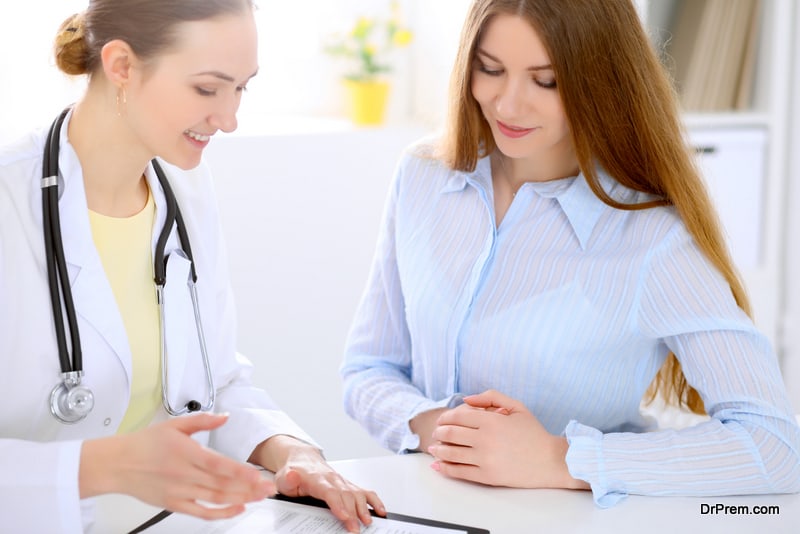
186,400,202,412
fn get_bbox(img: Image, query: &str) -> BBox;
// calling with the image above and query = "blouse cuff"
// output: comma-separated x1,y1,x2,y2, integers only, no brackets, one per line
399,394,465,453
565,420,628,508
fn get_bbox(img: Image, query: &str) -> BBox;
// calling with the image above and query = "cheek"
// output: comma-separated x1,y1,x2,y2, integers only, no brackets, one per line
550,94,567,119
470,76,491,107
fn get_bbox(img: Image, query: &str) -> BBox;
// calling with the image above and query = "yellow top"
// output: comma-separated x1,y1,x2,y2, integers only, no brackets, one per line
89,190,161,434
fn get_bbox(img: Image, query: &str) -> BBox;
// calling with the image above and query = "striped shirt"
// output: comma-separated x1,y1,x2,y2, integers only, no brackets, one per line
341,141,800,506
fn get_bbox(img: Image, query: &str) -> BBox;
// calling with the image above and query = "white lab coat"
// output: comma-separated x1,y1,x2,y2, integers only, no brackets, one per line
0,113,316,533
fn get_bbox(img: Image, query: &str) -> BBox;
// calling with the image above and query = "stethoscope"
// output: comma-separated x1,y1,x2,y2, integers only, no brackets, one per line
43,107,215,424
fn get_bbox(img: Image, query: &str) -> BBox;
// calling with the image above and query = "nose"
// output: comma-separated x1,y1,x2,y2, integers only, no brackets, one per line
209,95,240,133
495,76,527,118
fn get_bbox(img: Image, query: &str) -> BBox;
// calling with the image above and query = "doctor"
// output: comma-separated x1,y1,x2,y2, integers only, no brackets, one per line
0,1,384,532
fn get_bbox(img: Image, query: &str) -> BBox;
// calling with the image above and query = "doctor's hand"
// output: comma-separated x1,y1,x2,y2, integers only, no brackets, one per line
249,435,386,534
427,389,590,490
79,413,275,520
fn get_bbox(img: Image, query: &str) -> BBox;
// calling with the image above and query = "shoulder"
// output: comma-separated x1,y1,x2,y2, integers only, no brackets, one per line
392,133,456,186
0,129,45,184
0,131,44,226
604,177,687,243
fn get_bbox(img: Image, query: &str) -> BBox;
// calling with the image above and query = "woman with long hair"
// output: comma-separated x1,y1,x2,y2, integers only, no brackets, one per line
341,0,799,506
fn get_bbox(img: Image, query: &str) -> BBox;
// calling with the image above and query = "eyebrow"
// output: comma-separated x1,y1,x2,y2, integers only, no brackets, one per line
191,69,259,83
475,49,552,71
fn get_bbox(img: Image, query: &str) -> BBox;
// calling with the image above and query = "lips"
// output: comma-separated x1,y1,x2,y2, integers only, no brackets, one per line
496,120,535,139
184,129,211,149
184,130,211,142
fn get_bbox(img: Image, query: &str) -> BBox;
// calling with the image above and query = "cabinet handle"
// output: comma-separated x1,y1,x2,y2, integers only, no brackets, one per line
694,146,717,155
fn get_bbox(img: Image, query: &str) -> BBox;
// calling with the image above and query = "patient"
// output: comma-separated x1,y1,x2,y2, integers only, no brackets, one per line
340,0,800,507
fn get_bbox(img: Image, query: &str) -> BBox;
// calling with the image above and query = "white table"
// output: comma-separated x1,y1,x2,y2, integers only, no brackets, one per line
95,453,799,533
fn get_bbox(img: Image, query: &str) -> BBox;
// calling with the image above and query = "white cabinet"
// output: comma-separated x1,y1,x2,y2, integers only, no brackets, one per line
783,4,800,411
638,0,797,405
689,128,766,273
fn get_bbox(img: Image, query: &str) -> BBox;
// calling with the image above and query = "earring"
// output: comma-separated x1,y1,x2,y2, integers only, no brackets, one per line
116,86,127,117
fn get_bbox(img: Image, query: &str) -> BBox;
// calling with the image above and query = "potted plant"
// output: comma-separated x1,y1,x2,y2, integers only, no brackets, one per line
323,1,412,125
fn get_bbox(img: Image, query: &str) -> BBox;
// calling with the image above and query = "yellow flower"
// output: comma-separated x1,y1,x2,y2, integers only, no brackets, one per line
393,29,413,47
352,17,373,39
324,2,413,82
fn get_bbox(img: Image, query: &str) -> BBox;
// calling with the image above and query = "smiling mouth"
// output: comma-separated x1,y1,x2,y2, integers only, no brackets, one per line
496,120,535,138
498,120,532,131
184,130,211,142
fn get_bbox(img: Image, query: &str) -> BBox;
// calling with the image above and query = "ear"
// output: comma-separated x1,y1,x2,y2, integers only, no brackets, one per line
100,39,137,86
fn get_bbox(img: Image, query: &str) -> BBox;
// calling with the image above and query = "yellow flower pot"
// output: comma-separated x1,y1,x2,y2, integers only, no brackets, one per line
344,79,390,126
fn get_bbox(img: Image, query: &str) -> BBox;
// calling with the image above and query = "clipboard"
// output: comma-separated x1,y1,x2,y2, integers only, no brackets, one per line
128,493,490,533
274,493,490,533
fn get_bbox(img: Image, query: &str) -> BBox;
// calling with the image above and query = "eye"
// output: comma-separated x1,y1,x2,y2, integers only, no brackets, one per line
534,78,557,89
477,62,503,76
195,86,217,97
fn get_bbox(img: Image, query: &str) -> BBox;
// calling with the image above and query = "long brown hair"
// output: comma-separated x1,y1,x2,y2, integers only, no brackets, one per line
54,0,254,76
439,0,752,414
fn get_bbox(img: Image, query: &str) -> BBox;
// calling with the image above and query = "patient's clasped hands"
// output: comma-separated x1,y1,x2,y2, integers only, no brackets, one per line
424,390,590,491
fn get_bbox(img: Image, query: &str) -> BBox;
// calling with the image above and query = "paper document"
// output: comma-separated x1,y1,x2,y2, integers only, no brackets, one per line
145,498,467,533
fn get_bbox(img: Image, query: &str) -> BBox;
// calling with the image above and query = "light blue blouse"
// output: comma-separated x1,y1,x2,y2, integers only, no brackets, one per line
340,141,800,506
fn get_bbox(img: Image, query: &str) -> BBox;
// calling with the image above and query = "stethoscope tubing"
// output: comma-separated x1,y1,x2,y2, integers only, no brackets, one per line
43,107,83,375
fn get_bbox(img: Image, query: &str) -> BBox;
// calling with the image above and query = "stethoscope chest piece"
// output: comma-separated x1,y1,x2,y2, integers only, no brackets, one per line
50,371,95,424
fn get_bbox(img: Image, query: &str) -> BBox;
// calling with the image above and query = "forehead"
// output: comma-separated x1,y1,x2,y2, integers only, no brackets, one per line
478,14,550,65
155,12,258,75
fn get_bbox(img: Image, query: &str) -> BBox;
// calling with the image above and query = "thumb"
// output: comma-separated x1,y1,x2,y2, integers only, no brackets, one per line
274,467,303,497
463,389,516,412
169,412,230,436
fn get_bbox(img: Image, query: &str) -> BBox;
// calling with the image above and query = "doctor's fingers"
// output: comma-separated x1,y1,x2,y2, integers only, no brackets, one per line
310,480,384,533
185,449,276,500
162,474,272,511
277,468,385,531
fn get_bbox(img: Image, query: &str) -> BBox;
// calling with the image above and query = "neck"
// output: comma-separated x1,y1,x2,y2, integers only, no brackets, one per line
68,84,152,217
493,153,580,190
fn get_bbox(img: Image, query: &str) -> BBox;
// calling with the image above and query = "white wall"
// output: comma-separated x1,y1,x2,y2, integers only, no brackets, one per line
0,1,87,144
203,124,428,460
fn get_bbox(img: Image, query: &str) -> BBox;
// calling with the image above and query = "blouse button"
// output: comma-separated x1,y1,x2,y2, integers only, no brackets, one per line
103,418,111,426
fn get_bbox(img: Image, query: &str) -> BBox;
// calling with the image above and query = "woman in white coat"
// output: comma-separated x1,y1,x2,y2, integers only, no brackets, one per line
0,1,384,532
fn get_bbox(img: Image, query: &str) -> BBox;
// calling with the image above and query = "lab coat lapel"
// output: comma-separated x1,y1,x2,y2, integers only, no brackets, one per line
57,135,133,379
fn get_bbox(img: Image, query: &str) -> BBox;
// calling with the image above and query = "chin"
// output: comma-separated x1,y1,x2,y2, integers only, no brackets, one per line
495,143,534,161
173,159,203,171
160,153,203,171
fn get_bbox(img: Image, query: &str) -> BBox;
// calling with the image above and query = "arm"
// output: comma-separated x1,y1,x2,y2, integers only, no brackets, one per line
566,230,800,506
0,416,274,533
0,440,84,533
341,153,457,453
567,327,800,506
80,414,274,517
